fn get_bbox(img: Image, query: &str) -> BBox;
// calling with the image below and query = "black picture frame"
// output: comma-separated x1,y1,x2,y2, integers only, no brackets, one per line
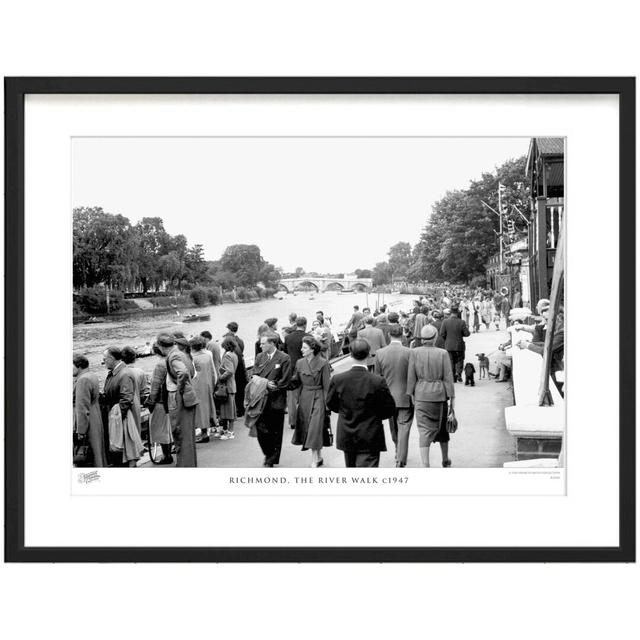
4,76,635,563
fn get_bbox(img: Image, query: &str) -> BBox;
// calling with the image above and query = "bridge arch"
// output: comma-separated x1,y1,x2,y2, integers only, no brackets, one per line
323,281,345,292
352,282,369,292
276,283,291,293
294,280,320,292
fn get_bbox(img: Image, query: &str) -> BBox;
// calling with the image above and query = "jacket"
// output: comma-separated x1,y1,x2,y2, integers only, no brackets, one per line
357,326,388,367
326,366,396,452
407,345,455,402
374,341,412,408
165,347,199,407
439,316,470,352
252,348,292,411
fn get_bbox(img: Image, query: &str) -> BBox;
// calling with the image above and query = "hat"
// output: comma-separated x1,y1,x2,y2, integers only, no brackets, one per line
420,325,438,340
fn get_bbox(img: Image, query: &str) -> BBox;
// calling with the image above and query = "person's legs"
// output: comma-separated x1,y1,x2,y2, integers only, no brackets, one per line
344,451,356,467
440,441,450,466
311,448,323,467
447,351,456,380
256,414,273,464
454,351,464,382
355,451,380,467
271,410,285,464
395,407,414,467
388,411,399,461
419,445,431,467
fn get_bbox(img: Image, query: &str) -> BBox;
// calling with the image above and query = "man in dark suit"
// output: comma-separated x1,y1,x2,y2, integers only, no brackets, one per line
439,308,470,382
283,316,310,427
327,338,396,467
374,324,414,467
252,332,292,466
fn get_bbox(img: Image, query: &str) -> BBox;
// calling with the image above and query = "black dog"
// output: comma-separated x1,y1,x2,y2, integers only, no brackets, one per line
464,362,476,386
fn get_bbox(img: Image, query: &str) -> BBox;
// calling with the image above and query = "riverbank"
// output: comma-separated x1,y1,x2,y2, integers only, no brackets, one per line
73,295,273,324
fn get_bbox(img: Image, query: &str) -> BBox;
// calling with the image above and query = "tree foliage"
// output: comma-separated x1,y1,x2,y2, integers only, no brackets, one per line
73,208,278,294
410,155,529,283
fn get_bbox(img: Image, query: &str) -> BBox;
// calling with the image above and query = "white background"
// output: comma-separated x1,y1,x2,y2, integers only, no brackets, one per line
1,1,638,639
28,95,600,545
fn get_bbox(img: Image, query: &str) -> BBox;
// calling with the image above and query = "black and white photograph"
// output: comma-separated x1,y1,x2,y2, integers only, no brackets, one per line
72,135,566,473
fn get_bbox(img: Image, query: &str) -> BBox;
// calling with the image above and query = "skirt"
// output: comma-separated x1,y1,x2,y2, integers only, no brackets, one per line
415,400,450,446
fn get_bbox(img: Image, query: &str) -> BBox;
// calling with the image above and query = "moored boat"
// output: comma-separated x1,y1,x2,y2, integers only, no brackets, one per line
182,313,211,323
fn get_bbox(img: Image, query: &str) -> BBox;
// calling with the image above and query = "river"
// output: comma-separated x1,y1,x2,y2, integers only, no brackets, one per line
73,291,418,384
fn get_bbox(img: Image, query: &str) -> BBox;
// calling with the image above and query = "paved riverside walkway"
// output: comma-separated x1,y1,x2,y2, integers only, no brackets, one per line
143,328,516,469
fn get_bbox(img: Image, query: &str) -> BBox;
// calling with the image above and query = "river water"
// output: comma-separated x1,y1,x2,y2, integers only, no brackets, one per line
74,291,417,384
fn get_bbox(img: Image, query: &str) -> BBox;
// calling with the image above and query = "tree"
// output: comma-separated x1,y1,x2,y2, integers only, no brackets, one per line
185,244,209,285
294,267,305,276
218,244,279,288
387,241,412,280
73,206,137,289
372,261,392,286
354,268,373,279
133,217,171,293
410,155,529,283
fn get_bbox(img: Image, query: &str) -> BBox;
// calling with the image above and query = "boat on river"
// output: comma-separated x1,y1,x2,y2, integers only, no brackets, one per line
182,313,211,323
84,317,105,324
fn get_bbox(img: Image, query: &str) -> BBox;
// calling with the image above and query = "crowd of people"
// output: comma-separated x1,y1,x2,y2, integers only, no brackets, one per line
73,284,562,469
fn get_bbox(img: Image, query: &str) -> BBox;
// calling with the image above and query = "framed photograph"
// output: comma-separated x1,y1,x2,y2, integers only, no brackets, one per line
5,77,635,562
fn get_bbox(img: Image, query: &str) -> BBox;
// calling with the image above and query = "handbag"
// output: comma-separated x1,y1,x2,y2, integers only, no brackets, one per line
73,442,91,467
446,406,458,434
322,413,334,447
214,382,228,401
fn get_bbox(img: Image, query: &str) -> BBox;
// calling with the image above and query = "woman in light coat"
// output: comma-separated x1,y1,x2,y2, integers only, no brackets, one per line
217,337,238,439
190,336,218,443
146,344,173,464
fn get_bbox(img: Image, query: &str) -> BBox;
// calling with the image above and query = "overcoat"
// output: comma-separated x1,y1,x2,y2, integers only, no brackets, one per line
217,349,238,421
291,354,331,450
147,358,172,445
73,370,106,467
165,347,198,467
193,350,217,430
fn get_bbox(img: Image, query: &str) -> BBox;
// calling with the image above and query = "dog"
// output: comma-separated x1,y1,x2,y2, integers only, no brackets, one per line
476,353,489,379
464,362,476,386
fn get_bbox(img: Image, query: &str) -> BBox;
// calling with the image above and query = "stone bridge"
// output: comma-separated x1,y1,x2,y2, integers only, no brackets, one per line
277,276,373,293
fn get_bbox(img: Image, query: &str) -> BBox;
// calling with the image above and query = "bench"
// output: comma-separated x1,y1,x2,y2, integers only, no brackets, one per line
504,348,564,464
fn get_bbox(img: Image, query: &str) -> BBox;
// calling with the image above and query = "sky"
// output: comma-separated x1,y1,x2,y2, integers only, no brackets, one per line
72,137,529,273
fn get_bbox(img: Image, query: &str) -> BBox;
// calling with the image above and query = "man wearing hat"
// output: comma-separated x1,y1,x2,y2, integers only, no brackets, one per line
407,324,455,467
439,307,470,383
